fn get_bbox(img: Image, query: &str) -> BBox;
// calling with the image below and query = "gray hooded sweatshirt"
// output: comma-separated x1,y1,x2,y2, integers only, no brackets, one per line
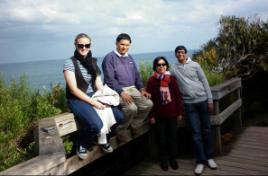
170,57,213,104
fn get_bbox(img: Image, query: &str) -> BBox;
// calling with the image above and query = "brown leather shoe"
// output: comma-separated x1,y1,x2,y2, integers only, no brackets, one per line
116,133,129,143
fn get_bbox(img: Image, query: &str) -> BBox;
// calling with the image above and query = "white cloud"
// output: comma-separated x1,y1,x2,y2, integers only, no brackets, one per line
0,0,267,63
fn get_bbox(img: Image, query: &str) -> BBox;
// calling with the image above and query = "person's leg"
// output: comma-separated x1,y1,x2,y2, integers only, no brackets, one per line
111,106,124,124
155,118,169,171
68,99,103,148
127,87,153,129
167,118,178,160
116,101,137,131
197,100,214,160
184,103,207,164
166,117,178,170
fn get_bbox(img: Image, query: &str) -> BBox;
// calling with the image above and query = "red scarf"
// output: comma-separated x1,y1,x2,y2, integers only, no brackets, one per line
153,71,172,105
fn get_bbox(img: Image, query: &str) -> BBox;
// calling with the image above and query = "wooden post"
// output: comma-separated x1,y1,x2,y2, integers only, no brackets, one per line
237,88,243,129
213,100,222,153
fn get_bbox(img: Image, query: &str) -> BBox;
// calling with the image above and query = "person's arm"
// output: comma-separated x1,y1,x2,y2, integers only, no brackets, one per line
196,64,214,113
171,77,184,120
64,70,105,110
95,75,104,91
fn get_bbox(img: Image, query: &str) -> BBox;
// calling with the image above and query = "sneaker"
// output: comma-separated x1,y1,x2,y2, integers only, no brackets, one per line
76,145,88,160
207,159,217,169
160,160,169,171
169,159,178,170
194,164,205,175
100,143,113,153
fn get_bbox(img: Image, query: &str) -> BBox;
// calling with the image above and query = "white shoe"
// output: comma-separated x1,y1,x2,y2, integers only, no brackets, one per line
76,145,88,160
207,159,217,169
194,164,205,175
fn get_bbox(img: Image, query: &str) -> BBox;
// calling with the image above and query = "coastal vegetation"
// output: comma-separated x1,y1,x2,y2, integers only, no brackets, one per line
0,75,65,171
193,15,268,80
0,15,267,172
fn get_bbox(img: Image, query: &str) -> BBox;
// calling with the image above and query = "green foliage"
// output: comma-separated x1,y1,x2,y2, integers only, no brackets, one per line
0,75,62,171
139,61,153,86
193,15,268,80
47,84,68,112
63,137,74,155
199,60,225,86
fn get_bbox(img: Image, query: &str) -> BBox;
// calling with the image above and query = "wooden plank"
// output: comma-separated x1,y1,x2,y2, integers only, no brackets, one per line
38,118,65,155
211,77,241,100
233,142,268,151
230,149,268,159
211,98,242,125
217,158,268,172
218,155,268,168
0,154,65,175
227,152,268,165
54,113,79,137
125,126,268,176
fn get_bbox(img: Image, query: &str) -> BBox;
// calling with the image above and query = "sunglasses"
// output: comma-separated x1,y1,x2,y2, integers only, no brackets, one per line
77,43,91,49
157,63,167,67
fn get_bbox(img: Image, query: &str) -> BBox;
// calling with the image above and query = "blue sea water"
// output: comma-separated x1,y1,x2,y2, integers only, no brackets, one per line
0,50,194,90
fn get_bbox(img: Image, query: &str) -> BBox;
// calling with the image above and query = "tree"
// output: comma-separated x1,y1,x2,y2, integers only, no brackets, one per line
193,15,268,80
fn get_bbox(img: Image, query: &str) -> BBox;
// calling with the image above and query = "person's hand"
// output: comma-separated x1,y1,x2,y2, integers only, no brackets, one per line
177,115,183,121
93,101,106,110
121,91,133,105
140,89,151,99
208,102,214,114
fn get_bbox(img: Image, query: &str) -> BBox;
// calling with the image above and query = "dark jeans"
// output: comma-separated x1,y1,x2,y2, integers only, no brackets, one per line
68,94,124,148
155,117,178,161
184,100,214,164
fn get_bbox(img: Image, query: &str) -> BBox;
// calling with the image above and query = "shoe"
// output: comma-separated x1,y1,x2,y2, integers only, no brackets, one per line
169,159,178,170
207,159,217,169
76,145,88,160
194,164,205,175
100,143,113,153
160,160,169,171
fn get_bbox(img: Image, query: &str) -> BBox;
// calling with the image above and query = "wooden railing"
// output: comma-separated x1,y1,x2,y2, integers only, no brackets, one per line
210,77,242,152
0,77,242,175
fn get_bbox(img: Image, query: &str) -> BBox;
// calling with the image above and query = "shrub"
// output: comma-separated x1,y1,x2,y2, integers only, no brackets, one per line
0,75,61,171
139,61,153,86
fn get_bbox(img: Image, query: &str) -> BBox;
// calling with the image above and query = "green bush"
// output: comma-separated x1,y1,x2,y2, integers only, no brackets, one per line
0,75,62,171
139,61,153,86
199,60,225,86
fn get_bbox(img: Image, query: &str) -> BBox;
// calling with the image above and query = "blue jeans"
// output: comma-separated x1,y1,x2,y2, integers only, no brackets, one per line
68,93,124,148
184,100,214,164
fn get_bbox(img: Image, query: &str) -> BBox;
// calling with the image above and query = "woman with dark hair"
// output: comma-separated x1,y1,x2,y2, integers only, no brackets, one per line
63,33,124,160
146,56,184,171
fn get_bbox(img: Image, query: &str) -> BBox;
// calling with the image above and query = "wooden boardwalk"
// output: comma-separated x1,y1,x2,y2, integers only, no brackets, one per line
124,126,268,175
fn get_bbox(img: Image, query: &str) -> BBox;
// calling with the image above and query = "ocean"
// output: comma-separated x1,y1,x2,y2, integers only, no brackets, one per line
0,50,194,90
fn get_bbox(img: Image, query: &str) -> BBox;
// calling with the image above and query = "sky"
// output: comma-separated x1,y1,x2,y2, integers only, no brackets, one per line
0,0,267,64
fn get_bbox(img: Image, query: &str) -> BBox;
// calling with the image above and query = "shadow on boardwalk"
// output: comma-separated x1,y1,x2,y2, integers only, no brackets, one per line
124,126,268,175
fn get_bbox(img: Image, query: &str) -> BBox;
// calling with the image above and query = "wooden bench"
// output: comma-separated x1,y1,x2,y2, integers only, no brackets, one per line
0,113,150,175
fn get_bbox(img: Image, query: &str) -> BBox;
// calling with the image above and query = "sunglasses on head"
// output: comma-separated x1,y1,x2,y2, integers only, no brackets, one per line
157,63,167,67
77,43,91,49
